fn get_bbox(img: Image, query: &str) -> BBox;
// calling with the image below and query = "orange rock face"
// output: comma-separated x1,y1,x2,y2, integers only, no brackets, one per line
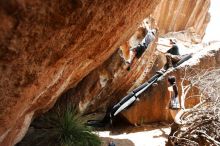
0,0,161,145
0,0,212,145
152,0,211,37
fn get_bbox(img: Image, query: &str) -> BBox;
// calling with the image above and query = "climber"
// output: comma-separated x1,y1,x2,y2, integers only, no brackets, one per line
125,28,157,70
156,39,182,74
166,76,180,120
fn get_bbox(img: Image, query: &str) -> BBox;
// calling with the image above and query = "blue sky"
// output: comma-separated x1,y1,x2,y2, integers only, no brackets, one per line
203,0,220,42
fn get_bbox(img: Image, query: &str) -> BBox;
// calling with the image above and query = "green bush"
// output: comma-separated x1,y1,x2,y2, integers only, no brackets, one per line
18,105,101,146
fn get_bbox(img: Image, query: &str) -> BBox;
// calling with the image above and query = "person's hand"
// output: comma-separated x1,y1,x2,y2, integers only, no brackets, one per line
129,47,134,51
166,53,172,56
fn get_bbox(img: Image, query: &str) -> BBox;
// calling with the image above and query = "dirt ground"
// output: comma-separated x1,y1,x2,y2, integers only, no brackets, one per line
98,123,171,146
101,137,135,146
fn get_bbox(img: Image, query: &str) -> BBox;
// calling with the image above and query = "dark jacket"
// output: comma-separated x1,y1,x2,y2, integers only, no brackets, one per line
167,44,180,55
108,142,116,146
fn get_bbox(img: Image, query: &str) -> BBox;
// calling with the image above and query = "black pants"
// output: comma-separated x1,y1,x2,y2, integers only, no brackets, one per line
135,44,148,58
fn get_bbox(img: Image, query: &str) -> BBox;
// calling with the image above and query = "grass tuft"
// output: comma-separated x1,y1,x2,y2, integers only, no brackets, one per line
18,104,101,146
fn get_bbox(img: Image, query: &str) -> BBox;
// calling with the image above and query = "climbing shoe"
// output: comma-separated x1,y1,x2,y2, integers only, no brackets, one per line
126,66,131,71
124,61,131,71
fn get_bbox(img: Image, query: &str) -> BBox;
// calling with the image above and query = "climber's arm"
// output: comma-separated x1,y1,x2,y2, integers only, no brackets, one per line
155,42,172,47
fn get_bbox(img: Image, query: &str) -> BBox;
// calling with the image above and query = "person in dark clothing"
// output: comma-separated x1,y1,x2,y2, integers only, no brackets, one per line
108,141,116,146
126,28,157,70
134,28,156,58
157,39,182,74
163,39,181,70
